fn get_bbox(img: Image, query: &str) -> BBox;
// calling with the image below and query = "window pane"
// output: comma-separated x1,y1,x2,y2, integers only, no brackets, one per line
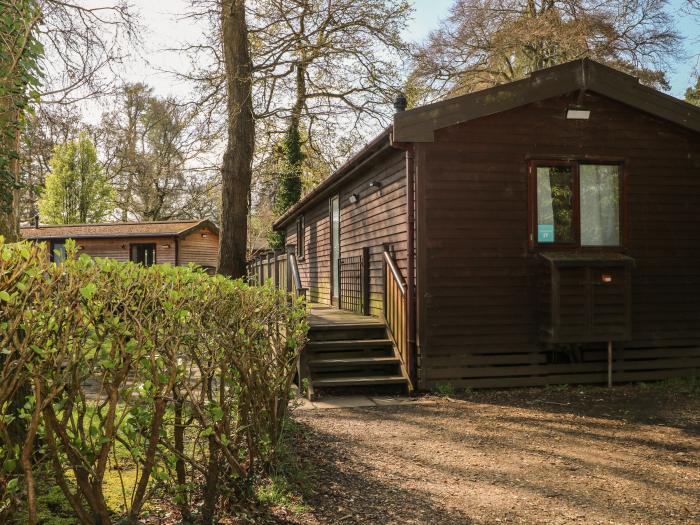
52,242,66,263
131,244,155,266
536,167,574,243
331,197,340,298
580,165,620,246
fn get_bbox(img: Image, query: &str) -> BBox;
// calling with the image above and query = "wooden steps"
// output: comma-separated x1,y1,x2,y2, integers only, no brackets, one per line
300,312,409,399
309,356,400,366
312,375,407,387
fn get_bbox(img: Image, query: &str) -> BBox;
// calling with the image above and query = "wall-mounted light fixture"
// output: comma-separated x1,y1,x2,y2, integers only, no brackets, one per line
566,109,590,120
369,181,382,189
348,193,360,204
201,233,208,238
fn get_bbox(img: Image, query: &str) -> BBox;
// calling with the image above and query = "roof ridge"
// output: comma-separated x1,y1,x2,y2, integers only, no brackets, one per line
20,219,203,229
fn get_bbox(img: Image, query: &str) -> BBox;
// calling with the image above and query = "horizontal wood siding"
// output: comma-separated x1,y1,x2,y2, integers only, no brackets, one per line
178,227,219,269
286,148,407,315
67,237,177,265
417,91,700,389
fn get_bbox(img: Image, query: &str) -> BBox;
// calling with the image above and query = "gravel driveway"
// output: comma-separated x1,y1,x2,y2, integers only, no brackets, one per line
286,385,699,525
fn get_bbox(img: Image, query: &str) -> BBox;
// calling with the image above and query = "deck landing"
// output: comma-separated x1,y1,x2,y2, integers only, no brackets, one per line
307,303,383,327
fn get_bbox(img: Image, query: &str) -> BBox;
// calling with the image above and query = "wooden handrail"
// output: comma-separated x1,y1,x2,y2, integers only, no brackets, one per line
382,246,411,390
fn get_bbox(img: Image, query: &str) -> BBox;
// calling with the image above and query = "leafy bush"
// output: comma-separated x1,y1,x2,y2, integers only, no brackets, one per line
0,238,307,524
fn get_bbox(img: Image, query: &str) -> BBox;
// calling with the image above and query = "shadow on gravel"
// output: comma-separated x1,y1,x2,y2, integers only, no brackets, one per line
293,418,475,525
291,386,700,525
464,383,700,435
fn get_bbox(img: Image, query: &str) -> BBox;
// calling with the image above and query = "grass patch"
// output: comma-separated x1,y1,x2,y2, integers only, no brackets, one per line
638,376,700,395
15,483,77,525
434,383,456,396
545,383,570,392
255,419,315,514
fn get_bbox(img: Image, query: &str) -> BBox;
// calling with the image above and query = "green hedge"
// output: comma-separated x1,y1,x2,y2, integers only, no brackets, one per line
0,239,307,525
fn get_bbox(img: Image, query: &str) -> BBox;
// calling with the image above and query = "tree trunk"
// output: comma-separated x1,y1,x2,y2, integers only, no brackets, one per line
218,0,255,278
0,103,20,242
201,435,220,525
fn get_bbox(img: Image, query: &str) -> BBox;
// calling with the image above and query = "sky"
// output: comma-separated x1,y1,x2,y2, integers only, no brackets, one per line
116,0,698,107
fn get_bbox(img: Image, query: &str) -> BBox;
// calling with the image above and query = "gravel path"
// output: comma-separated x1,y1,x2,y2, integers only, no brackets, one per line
286,385,699,525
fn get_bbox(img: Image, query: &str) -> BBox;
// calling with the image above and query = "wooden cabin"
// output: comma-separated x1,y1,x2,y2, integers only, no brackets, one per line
21,219,219,272
258,59,700,393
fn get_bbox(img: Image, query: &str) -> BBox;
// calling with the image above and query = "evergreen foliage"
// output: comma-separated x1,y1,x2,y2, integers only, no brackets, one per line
38,132,114,224
686,77,700,107
269,123,305,250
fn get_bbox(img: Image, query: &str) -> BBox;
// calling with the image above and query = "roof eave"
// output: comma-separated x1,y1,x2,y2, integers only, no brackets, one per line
176,219,220,238
273,128,393,230
22,232,182,241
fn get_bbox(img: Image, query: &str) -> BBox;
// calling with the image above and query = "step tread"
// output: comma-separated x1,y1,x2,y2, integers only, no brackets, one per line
312,375,408,387
309,356,400,365
309,322,385,331
308,338,393,349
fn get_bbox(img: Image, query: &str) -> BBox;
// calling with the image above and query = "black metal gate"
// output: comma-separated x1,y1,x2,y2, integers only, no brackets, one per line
338,247,369,315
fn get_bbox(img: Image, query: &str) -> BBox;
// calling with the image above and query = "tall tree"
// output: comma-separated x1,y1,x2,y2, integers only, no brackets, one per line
38,132,114,223
0,0,42,241
252,0,411,246
19,104,83,222
101,83,219,221
218,0,255,278
179,0,411,255
412,0,681,100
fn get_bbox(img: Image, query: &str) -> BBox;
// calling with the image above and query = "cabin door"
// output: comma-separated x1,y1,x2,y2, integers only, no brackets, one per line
330,195,340,305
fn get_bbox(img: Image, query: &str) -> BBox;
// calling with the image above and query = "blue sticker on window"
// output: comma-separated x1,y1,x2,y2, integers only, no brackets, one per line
538,224,554,243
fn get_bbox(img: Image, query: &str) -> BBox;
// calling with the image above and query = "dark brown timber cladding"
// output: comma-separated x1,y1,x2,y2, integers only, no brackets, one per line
416,91,700,389
286,147,407,316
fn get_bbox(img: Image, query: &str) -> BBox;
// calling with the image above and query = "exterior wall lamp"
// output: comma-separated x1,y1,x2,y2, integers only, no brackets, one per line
566,109,590,120
348,193,360,204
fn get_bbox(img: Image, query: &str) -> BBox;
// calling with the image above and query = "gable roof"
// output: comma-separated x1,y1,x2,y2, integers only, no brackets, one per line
20,219,219,240
393,58,700,142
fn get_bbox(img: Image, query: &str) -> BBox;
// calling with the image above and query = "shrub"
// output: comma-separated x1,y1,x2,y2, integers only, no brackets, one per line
434,383,456,396
0,238,307,525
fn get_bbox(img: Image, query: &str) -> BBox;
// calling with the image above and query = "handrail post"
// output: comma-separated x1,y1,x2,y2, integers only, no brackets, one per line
285,246,293,295
362,247,370,315
382,244,388,318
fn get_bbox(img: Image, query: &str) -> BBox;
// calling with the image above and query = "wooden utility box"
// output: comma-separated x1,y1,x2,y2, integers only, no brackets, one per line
539,252,634,344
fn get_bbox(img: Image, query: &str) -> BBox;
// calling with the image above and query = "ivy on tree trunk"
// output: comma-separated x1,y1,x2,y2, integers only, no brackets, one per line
0,0,43,241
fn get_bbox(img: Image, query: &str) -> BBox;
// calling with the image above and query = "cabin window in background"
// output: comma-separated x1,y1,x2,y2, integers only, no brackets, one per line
296,215,305,260
50,240,67,263
531,161,621,248
130,243,156,266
